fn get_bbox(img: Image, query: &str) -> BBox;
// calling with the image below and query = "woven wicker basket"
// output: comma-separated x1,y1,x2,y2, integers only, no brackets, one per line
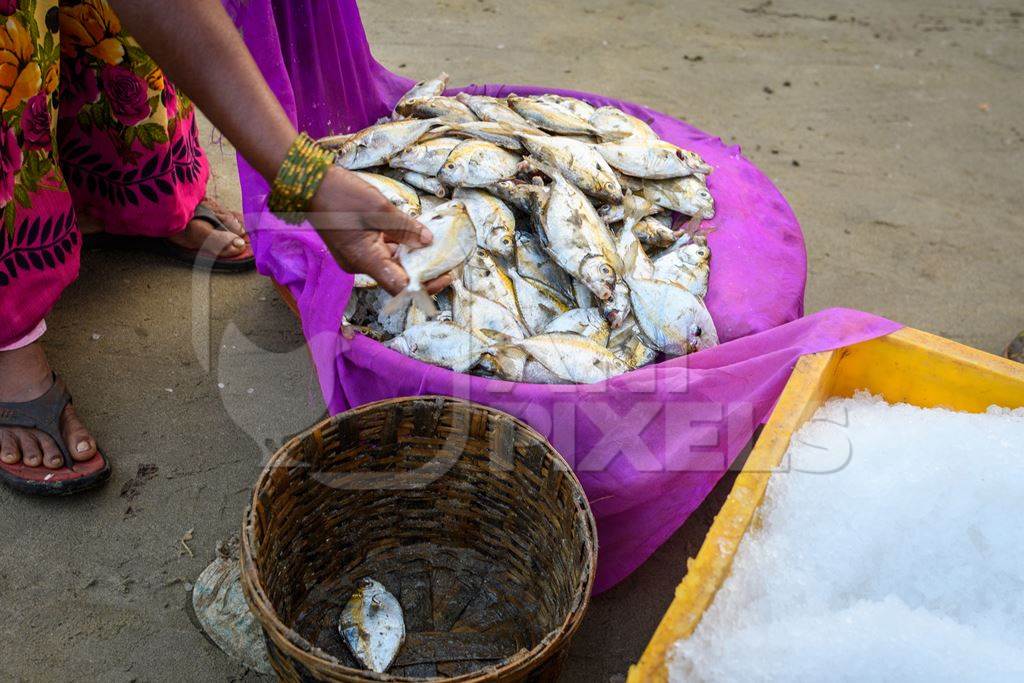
241,396,597,682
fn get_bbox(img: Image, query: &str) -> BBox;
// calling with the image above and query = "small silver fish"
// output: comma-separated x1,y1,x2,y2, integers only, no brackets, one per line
385,201,476,315
438,140,521,188
517,133,623,203
652,243,711,297
507,94,598,135
353,172,421,216
641,176,715,218
589,106,657,141
336,119,445,170
338,578,405,674
455,92,536,128
445,121,531,150
452,188,516,259
400,171,447,198
386,320,490,372
388,137,461,175
535,93,597,121
525,160,621,302
508,333,631,384
396,96,477,123
396,72,449,107
544,307,611,345
595,139,699,179
622,242,718,355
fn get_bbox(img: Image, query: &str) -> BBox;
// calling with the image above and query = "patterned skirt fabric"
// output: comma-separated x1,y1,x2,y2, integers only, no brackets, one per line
0,0,210,347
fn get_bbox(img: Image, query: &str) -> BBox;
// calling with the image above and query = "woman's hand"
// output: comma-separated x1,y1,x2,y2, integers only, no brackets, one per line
309,167,453,296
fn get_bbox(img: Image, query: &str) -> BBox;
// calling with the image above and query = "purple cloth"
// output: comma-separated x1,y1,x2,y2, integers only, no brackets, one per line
227,0,901,592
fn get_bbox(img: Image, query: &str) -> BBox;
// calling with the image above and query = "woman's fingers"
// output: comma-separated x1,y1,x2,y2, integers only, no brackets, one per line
368,210,433,247
424,273,453,295
345,238,410,296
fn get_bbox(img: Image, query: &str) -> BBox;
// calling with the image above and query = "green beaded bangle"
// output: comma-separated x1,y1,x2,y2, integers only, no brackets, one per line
268,133,337,224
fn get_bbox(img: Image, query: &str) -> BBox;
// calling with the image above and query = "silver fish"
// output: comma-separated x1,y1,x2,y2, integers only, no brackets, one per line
623,242,718,355
526,160,621,301
652,243,711,297
397,72,449,107
388,137,461,175
400,171,447,198
452,188,516,259
385,201,476,315
508,333,631,384
489,179,549,214
641,176,715,218
396,96,477,123
353,172,421,216
336,118,445,170
535,93,597,121
507,94,598,135
544,307,611,345
451,279,527,340
462,248,520,313
386,320,490,372
595,139,699,179
438,140,521,188
598,193,660,224
518,133,623,203
589,106,657,141
338,578,405,674
317,132,355,149
633,215,679,248
455,92,535,128
444,121,528,150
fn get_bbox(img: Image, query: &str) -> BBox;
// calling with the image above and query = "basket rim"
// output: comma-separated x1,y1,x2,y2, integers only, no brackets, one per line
240,395,598,682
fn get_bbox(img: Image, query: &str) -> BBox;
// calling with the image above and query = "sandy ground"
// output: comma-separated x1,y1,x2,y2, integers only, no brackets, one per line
2,1,1022,680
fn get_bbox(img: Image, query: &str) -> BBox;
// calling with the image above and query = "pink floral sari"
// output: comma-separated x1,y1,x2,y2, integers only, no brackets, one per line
0,0,210,347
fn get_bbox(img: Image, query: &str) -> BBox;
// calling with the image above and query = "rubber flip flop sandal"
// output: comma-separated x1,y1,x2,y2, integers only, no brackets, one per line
160,203,255,273
0,374,110,496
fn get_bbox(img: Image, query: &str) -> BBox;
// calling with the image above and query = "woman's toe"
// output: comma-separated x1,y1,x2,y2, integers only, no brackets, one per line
39,435,64,470
16,430,43,468
0,430,20,464
60,404,97,462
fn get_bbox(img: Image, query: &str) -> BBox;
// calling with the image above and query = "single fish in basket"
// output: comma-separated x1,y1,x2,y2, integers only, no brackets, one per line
438,140,521,188
454,92,536,128
383,200,476,315
589,105,657,141
338,578,405,674
507,94,598,136
335,118,446,170
395,95,478,123
396,72,450,108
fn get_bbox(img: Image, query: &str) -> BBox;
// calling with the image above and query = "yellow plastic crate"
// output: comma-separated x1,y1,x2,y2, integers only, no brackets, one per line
629,327,1024,682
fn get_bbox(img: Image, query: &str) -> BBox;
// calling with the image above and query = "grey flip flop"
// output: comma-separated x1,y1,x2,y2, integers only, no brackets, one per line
0,374,110,496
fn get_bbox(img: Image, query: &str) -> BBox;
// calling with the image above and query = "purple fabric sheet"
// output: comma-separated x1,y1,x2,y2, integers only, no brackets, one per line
226,0,901,592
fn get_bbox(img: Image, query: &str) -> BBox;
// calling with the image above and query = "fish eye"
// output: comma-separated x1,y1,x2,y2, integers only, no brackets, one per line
693,326,703,337
600,265,613,276
700,191,710,198
446,163,455,169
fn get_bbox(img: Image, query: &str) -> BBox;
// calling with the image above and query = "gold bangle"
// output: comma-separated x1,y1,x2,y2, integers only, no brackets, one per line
268,133,337,224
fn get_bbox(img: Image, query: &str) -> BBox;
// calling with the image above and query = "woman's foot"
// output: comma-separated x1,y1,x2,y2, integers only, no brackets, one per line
166,196,248,259
0,343,97,470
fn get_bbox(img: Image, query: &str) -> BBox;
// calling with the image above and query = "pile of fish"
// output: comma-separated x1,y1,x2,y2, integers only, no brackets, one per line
324,73,719,385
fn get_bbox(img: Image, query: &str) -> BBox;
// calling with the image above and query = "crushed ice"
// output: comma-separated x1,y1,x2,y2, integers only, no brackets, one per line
670,392,1024,682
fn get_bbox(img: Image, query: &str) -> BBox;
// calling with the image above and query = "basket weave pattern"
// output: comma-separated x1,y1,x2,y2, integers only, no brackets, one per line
241,396,597,681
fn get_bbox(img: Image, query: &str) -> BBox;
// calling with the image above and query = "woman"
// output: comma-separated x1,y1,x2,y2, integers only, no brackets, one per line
0,0,445,493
